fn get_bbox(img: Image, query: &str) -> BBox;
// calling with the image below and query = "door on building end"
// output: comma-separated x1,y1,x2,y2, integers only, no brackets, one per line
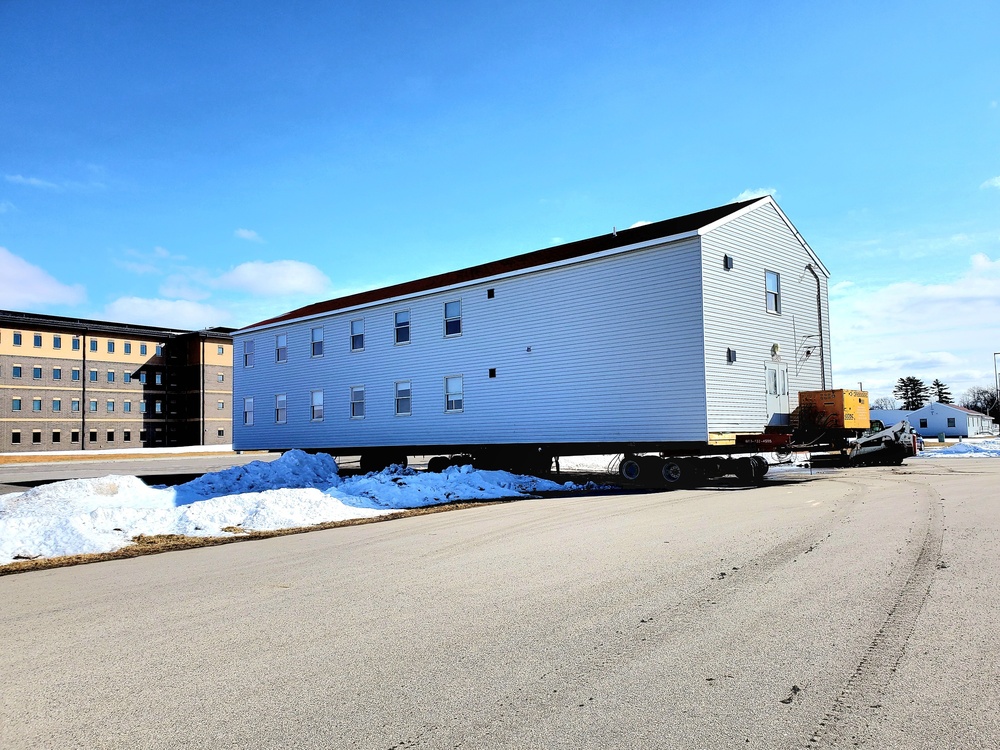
765,361,790,426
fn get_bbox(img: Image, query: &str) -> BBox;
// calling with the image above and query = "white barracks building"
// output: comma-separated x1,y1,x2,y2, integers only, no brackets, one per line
232,196,831,471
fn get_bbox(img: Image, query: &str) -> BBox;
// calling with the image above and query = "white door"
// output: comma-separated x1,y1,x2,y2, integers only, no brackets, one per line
765,362,790,426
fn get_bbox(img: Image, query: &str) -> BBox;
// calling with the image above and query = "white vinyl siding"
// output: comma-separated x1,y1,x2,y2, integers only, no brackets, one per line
700,201,830,433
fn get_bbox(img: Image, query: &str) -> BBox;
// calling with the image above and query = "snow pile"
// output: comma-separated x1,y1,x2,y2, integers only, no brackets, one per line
917,439,1000,458
0,450,587,565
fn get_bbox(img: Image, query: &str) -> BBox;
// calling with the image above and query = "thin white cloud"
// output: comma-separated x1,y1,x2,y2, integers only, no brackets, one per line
217,260,332,296
829,251,1000,399
732,187,778,203
235,228,265,243
102,297,232,330
981,176,1000,189
0,200,15,213
0,246,86,307
5,174,60,189
158,274,212,302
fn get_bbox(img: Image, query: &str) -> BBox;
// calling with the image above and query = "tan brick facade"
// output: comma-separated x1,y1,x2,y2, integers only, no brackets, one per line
0,311,233,453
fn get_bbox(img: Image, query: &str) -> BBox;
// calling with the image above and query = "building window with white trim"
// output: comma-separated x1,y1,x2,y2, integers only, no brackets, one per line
107,400,115,413
394,311,410,345
243,397,254,426
445,375,464,412
275,394,287,424
12,397,21,411
13,332,22,346
108,340,115,353
351,319,364,352
395,380,411,416
217,400,225,410
90,339,98,352
311,327,324,357
244,340,255,367
53,335,62,349
124,401,132,413
311,390,324,421
32,398,42,412
350,386,365,418
765,271,781,314
276,333,287,363
89,399,98,413
53,367,61,380
71,399,80,412
33,333,42,347
124,342,131,354
32,366,41,379
52,398,61,412
444,300,462,336
140,343,147,356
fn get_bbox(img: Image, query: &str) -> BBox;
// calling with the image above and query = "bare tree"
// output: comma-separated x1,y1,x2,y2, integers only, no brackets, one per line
959,386,1000,419
871,396,898,410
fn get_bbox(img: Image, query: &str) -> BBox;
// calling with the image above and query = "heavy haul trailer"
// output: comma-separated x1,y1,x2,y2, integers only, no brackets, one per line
233,196,858,481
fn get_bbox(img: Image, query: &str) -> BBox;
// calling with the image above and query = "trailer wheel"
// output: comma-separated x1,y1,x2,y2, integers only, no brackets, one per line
427,456,451,473
734,457,755,483
620,458,641,482
661,459,688,487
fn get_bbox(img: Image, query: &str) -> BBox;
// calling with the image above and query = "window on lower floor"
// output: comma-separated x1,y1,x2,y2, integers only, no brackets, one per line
32,366,42,379
71,399,80,412
218,400,225,410
71,430,79,443
89,430,98,443
107,400,115,413
154,400,162,414
32,398,42,412
311,390,324,421
243,397,254,426
395,380,411,416
32,430,41,444
919,419,928,428
107,430,115,442
217,428,225,437
445,375,464,412
11,431,20,444
12,365,21,378
124,401,132,413
350,386,365,418
947,418,956,428
12,398,21,411
53,367,62,380
52,398,61,412
275,394,287,424
124,430,131,442
52,431,61,443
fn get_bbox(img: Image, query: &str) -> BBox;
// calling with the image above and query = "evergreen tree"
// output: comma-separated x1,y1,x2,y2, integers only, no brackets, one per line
892,376,930,411
931,379,953,404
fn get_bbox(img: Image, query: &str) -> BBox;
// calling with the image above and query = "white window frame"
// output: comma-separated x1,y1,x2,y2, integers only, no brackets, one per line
444,300,462,337
350,319,365,352
395,380,412,416
445,375,464,413
243,397,254,426
275,394,287,424
276,333,288,363
765,270,781,314
394,310,410,345
32,398,42,412
350,385,365,419
311,390,324,421
311,327,324,357
244,340,255,367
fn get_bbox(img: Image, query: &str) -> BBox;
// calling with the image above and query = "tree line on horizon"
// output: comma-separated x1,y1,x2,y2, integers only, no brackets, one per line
869,377,999,418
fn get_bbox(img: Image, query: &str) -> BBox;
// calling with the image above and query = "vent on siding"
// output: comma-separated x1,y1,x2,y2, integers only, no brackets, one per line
489,368,496,378
727,348,737,364
723,254,734,270
487,288,495,299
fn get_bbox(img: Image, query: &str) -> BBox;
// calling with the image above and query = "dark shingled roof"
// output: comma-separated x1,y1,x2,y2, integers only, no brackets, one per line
243,197,764,331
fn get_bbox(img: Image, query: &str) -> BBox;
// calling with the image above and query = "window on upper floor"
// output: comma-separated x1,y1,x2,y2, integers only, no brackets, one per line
244,340,255,368
350,385,365,418
155,345,162,356
53,367,62,380
107,371,115,383
395,311,410,345
32,398,42,412
217,373,224,382
218,345,225,355
140,343,147,356
71,399,80,412
13,332,22,346
89,370,98,382
12,397,21,411
155,372,162,385
108,341,115,353
765,271,781,314
53,335,62,349
12,365,22,378
52,398,61,412
124,372,131,383
33,333,42,347
72,368,80,381
107,400,114,413
139,371,147,384
72,337,80,351
89,400,98,412
32,366,41,379
276,333,288,363
311,327,324,357
444,300,462,336
90,339,98,352
351,320,364,352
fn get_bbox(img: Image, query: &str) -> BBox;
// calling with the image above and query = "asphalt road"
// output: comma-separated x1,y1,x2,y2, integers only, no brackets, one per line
2,460,998,749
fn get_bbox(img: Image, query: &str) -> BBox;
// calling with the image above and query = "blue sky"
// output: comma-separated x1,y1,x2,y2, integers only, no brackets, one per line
2,0,999,401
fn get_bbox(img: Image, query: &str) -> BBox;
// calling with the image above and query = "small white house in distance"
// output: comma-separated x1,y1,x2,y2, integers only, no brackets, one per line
872,403,997,438
231,196,832,468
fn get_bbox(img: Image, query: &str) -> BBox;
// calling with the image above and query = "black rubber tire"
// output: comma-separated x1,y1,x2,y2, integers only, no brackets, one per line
661,458,687,487
620,458,641,482
427,456,451,473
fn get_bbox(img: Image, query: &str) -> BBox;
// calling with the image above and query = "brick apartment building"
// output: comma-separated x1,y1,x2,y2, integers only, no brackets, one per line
0,310,234,453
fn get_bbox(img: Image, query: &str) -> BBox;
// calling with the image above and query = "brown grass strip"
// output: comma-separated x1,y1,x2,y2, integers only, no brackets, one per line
0,500,508,577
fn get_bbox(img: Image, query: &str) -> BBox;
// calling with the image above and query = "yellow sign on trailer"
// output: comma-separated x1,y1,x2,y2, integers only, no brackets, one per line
798,389,871,430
